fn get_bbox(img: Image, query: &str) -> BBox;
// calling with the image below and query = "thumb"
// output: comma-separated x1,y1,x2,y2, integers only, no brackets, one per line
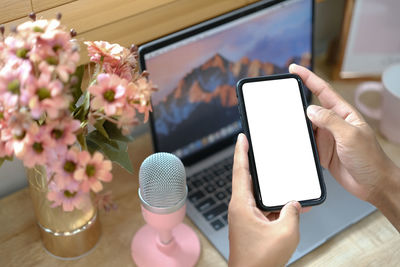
231,133,253,201
307,105,352,140
278,201,301,230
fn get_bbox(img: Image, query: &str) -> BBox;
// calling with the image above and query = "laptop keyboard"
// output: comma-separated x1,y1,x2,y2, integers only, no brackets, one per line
187,157,233,231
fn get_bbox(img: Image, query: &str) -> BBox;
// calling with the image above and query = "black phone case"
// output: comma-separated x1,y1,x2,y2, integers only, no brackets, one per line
236,73,326,211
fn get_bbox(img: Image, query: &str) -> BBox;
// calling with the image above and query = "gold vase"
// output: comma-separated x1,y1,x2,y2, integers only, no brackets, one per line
26,166,101,259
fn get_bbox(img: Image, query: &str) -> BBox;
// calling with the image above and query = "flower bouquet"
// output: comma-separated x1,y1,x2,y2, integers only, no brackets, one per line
0,13,155,257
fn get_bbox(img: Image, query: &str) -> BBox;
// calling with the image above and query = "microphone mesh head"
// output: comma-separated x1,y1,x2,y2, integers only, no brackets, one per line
139,152,186,208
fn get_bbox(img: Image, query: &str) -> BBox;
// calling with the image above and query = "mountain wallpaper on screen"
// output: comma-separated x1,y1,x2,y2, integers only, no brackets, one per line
154,53,310,152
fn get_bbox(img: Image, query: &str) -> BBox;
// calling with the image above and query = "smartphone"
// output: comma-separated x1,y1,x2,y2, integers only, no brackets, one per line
236,74,326,211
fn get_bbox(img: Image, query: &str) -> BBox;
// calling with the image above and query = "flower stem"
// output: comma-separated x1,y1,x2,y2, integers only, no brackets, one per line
76,132,88,151
90,111,119,124
89,57,104,86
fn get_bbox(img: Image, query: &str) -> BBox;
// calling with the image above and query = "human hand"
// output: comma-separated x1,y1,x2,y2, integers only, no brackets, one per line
289,64,400,230
228,133,301,267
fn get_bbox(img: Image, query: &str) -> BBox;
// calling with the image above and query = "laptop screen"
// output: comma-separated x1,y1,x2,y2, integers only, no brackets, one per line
139,0,313,163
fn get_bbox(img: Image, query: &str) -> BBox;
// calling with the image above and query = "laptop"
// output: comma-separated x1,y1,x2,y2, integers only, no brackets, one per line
138,0,375,263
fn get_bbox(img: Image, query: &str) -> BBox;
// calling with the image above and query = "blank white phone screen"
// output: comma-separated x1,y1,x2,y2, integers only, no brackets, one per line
242,78,321,207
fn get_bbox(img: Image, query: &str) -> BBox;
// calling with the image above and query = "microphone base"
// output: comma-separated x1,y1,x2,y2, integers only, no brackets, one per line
131,223,201,267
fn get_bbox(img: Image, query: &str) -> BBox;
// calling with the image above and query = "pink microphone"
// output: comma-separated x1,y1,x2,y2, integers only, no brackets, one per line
131,152,201,267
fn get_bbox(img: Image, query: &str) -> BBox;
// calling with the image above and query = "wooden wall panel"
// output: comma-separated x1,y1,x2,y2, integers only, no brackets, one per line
31,0,76,13
3,17,33,35
0,0,32,24
34,0,177,34
76,0,259,64
3,0,175,33
2,0,259,65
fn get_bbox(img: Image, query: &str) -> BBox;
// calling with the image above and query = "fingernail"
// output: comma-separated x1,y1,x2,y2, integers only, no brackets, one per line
288,63,297,73
237,133,245,143
289,201,301,212
307,105,321,119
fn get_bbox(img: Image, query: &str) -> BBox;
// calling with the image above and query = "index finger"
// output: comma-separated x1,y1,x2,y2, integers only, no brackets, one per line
289,64,355,119
231,133,254,202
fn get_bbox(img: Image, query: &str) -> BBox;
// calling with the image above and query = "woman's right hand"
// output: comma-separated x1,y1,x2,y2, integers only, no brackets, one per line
289,64,400,231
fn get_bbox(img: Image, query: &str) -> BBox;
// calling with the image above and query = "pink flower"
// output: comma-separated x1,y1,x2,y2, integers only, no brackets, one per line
47,117,80,147
18,125,56,168
55,50,79,82
0,100,11,130
0,58,33,107
1,113,38,158
17,19,58,35
94,191,117,212
0,57,32,85
128,77,155,122
16,19,78,82
37,19,68,46
85,40,137,80
0,107,14,157
103,51,137,80
28,71,70,119
0,19,157,213
52,174,80,193
89,74,127,116
47,182,91,212
35,46,79,83
84,41,124,65
74,151,112,193
52,146,81,189
4,35,32,62
29,42,57,64
104,61,132,81
17,19,65,57
116,108,139,135
0,139,13,158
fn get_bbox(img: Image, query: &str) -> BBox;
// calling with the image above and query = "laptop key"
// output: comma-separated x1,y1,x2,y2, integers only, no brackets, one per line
203,203,228,221
205,184,216,193
211,219,225,231
203,175,213,182
196,198,216,212
216,191,226,200
193,179,203,187
225,163,233,169
214,169,225,175
202,171,213,180
189,190,205,203
216,179,226,187
222,213,228,223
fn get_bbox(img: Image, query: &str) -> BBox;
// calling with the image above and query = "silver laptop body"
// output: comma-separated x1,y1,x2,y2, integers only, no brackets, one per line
185,144,375,263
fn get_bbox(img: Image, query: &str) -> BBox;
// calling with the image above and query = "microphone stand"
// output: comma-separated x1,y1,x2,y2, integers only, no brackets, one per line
131,204,201,267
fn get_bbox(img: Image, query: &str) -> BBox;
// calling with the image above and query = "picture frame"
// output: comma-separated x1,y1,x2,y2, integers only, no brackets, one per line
333,0,400,80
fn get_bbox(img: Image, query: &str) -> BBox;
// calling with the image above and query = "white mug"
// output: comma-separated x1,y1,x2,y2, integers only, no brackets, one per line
355,64,400,144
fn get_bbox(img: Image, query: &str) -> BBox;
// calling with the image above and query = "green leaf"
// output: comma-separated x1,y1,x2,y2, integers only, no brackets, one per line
70,65,84,105
94,119,109,139
83,90,90,111
86,130,133,173
72,104,83,119
38,115,46,125
0,156,13,167
103,120,134,142
73,90,90,122
88,130,118,149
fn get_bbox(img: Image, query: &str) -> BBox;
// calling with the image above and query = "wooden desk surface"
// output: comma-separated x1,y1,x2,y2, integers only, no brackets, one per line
1,64,400,266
